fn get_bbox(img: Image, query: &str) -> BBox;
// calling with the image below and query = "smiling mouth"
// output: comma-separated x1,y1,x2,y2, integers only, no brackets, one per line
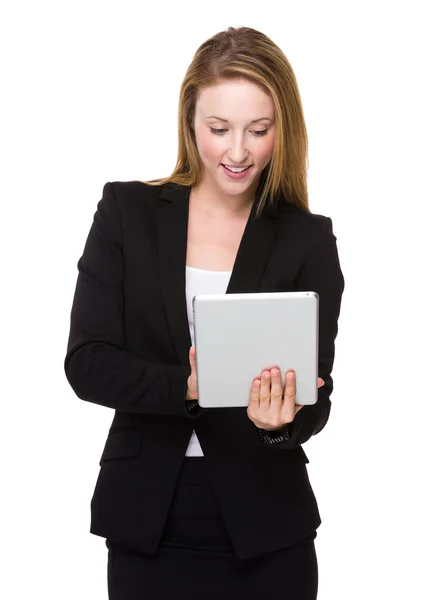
221,164,252,172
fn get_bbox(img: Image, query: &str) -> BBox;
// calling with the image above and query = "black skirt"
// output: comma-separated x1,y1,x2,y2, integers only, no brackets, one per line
106,457,318,600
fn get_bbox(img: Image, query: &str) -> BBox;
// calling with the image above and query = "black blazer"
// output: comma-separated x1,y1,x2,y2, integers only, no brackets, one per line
64,181,344,560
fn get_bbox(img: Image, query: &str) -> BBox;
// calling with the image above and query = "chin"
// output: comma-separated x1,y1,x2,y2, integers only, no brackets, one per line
218,181,252,194
218,173,258,192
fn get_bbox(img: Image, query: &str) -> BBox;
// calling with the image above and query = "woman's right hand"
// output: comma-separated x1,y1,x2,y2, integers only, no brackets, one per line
186,346,198,400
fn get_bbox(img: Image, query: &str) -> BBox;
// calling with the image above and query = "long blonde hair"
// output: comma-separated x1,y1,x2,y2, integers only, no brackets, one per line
144,26,310,216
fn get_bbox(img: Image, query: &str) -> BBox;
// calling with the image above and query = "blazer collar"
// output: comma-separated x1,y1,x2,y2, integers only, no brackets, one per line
157,183,278,366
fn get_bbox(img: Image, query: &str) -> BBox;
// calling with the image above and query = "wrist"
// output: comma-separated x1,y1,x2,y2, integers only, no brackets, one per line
258,424,291,445
259,423,289,433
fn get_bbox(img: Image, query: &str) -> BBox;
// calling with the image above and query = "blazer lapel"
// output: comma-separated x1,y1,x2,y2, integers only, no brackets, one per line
156,183,278,366
226,201,278,294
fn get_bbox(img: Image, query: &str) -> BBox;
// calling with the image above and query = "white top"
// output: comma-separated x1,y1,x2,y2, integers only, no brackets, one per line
184,265,232,456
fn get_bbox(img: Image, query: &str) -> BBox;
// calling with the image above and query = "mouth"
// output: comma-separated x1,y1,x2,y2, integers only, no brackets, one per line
220,163,253,180
221,164,252,173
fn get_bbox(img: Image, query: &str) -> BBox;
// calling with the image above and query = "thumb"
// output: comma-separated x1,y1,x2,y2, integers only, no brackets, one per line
189,346,197,372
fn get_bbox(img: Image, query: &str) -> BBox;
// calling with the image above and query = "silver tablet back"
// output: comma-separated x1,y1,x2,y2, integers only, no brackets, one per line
193,291,319,409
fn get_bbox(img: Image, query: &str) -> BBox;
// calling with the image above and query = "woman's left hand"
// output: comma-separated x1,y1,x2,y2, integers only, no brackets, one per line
247,367,325,431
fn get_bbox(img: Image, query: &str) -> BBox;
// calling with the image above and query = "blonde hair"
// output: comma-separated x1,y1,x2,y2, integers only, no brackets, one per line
144,26,310,216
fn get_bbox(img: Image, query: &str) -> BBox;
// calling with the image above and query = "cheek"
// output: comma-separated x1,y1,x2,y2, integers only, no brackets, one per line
196,130,222,163
257,133,276,163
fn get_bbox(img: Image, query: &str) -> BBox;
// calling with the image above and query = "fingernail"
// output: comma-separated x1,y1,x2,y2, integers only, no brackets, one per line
287,371,295,379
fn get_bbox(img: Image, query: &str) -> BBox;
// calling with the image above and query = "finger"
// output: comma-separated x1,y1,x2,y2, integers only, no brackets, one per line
259,370,271,406
284,370,296,402
317,377,324,389
270,368,283,402
189,346,197,372
249,378,261,409
280,370,296,421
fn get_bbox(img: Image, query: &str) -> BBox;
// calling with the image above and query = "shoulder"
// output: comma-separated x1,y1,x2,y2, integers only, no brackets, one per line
102,180,161,204
274,201,336,249
98,180,173,219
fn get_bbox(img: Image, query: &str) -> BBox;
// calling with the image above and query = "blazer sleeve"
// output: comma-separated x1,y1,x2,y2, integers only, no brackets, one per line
64,182,200,419
268,215,345,449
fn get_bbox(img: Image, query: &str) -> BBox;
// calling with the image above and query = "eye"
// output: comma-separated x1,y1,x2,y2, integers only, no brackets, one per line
209,127,269,137
209,128,228,135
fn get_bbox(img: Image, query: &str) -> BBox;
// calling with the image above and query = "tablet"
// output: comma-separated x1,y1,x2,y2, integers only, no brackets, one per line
193,291,319,408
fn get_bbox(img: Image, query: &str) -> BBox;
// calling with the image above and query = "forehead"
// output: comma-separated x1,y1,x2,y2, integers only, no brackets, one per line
195,78,274,120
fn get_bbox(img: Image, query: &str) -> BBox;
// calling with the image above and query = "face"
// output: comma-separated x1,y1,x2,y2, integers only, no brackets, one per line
193,78,276,202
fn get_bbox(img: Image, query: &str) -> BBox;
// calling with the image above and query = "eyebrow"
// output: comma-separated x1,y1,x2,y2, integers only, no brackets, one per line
206,116,273,123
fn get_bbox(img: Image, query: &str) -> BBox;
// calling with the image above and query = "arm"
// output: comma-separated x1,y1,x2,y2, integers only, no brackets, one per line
64,182,203,419
259,216,345,448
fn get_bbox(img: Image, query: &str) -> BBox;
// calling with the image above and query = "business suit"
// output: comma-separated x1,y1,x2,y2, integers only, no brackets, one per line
64,180,344,564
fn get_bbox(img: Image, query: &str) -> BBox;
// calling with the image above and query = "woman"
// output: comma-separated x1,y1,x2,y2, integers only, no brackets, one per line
65,26,344,599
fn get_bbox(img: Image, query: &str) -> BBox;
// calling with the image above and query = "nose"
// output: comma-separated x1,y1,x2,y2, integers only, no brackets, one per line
227,134,249,165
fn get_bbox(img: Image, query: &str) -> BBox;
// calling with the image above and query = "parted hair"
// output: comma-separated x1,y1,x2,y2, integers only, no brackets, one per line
144,26,310,216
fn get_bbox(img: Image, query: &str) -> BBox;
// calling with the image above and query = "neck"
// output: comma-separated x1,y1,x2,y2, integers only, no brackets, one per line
190,178,256,219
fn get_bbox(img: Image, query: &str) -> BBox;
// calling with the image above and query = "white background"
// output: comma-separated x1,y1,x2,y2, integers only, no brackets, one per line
1,1,429,598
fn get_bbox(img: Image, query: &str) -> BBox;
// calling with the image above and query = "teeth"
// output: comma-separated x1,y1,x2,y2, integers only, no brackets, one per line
224,165,250,173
